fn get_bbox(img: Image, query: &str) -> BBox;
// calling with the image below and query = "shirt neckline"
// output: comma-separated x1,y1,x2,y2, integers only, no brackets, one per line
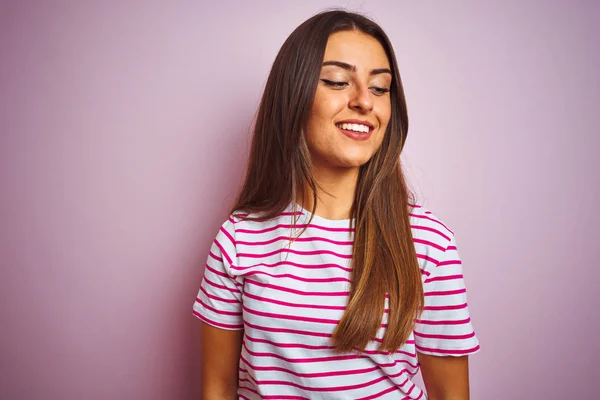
291,202,355,228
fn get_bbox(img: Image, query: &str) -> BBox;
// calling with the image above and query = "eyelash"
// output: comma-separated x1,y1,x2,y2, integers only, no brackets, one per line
320,79,390,95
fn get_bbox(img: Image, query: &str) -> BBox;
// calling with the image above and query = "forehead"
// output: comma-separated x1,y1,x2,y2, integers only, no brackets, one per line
323,30,390,70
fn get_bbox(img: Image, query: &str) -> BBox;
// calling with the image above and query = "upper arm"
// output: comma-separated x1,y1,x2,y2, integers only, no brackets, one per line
200,322,243,399
418,353,470,399
413,231,480,398
192,218,244,399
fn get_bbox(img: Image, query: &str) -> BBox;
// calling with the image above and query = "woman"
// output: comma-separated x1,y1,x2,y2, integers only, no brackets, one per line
193,9,480,400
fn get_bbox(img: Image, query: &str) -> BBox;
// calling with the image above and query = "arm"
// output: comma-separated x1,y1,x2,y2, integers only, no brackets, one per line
194,218,244,399
418,353,470,400
200,322,243,400
413,229,480,399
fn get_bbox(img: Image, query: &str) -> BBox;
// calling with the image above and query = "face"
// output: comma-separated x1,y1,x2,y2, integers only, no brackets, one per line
304,30,392,170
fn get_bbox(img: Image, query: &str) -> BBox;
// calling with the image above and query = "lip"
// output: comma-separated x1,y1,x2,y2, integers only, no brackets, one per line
335,119,375,141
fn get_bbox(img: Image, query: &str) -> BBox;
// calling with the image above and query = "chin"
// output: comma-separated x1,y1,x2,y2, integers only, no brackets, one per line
341,150,376,167
336,156,373,168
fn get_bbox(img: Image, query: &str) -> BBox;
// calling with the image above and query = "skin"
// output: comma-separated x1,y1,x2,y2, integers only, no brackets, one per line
300,30,392,219
201,29,470,399
200,323,242,399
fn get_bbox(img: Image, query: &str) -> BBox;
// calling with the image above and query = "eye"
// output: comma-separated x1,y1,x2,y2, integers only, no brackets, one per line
370,87,391,96
320,79,348,89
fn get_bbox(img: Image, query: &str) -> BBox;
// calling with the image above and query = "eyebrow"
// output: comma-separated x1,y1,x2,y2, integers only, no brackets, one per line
322,60,392,76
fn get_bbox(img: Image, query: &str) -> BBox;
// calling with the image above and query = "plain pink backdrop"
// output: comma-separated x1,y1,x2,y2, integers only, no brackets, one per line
1,1,598,399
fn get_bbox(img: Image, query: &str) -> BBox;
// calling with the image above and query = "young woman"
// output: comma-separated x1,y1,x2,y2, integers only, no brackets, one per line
193,10,480,400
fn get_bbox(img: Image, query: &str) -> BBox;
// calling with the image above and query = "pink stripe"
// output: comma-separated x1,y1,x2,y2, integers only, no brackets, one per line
424,274,463,283
371,356,419,370
237,235,353,247
208,250,222,262
415,317,471,325
438,259,462,267
281,211,304,216
239,368,259,386
356,386,409,400
246,279,350,296
413,237,446,251
243,341,363,364
370,361,418,377
243,305,340,324
409,212,453,234
424,288,466,296
244,291,347,311
204,263,229,279
220,226,236,246
423,302,467,311
413,330,476,340
263,396,310,400
245,334,335,351
361,348,416,358
238,248,352,260
213,238,233,265
410,225,451,241
243,270,351,284
236,223,354,235
196,298,242,317
404,381,416,396
203,276,241,294
199,285,239,304
193,311,243,329
394,349,417,358
249,374,389,393
245,321,332,339
416,253,439,265
232,259,351,273
415,343,480,355
240,353,380,379
238,383,262,398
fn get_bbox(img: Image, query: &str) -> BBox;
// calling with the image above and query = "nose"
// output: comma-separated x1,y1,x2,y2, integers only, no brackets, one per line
349,82,374,113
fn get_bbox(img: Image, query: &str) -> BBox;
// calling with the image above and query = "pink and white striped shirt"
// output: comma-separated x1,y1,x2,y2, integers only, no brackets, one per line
192,202,480,399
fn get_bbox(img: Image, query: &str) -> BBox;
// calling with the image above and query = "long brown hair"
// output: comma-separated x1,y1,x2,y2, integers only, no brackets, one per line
230,9,423,353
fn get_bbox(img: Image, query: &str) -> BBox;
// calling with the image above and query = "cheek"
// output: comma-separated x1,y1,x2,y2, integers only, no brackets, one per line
306,99,337,143
378,99,392,124
311,89,345,120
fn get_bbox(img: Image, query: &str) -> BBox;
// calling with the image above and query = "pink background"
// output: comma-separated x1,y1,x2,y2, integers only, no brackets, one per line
1,1,598,399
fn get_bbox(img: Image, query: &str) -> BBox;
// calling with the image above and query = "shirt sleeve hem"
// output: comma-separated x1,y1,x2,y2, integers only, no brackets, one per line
415,343,481,357
193,310,244,331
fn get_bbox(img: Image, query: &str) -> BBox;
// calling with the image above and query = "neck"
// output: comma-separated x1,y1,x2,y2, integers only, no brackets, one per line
297,164,359,220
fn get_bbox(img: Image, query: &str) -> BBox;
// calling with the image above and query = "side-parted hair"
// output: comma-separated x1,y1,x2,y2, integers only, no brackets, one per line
230,9,423,353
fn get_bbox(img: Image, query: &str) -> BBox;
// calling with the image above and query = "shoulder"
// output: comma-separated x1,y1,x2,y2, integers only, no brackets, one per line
219,207,296,235
408,202,455,253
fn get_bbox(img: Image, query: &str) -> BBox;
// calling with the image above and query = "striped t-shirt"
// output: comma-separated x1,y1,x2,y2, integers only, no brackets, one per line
192,202,480,399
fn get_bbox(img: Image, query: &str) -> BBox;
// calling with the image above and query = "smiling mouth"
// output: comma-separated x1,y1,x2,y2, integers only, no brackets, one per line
335,122,373,133
335,123,373,141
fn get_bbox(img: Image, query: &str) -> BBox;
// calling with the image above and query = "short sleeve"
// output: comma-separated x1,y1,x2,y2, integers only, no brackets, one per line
414,234,480,356
192,217,244,330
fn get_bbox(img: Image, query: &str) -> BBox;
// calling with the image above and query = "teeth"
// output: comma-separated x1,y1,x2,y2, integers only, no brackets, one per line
337,123,370,133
